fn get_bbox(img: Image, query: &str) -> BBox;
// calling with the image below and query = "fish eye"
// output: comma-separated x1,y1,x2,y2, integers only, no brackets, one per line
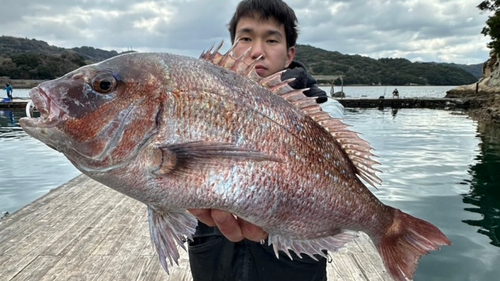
92,73,117,94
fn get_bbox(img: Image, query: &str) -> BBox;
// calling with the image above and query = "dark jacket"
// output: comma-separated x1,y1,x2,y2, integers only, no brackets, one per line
282,61,328,104
188,222,326,281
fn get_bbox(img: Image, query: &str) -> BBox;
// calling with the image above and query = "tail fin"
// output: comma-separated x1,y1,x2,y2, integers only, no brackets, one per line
376,209,451,281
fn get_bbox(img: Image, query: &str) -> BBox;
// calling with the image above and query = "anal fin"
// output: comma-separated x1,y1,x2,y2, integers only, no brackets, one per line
267,230,358,261
147,207,198,273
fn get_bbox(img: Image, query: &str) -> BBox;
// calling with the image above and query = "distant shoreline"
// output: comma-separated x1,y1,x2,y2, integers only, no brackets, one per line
0,79,46,89
0,78,458,89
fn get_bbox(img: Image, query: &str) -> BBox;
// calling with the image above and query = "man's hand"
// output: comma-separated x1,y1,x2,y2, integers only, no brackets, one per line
188,209,268,243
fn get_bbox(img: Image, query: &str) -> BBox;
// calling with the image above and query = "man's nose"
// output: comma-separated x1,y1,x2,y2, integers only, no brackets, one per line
250,42,264,60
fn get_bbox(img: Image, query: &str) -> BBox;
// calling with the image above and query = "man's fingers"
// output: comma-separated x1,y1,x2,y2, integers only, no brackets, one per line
188,209,267,243
238,218,268,243
211,210,244,242
188,209,216,227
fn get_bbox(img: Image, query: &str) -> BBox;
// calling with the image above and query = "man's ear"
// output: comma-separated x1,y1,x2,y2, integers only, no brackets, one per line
285,46,296,67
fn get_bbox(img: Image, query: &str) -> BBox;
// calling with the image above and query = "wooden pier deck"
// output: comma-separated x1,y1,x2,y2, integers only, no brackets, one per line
0,175,393,281
0,99,31,109
332,97,467,109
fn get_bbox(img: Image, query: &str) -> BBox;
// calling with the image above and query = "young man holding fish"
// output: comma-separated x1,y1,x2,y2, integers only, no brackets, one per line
188,1,332,280
19,0,450,278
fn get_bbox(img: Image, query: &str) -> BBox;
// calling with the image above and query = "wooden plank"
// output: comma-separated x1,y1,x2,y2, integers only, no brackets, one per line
9,256,61,281
96,214,151,280
40,198,133,280
2,188,108,257
0,175,393,281
0,176,90,247
0,254,38,280
0,254,10,269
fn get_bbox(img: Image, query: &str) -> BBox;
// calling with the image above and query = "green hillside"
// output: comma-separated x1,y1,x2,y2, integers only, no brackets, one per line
0,36,482,85
0,36,119,80
295,44,480,86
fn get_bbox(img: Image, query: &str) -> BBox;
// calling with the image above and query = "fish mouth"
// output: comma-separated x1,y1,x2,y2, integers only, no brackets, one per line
21,87,64,128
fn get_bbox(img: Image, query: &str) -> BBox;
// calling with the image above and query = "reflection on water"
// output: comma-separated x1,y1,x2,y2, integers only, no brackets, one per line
0,110,16,126
2,102,500,280
0,110,27,139
391,108,398,117
334,106,500,281
0,109,81,214
463,121,500,247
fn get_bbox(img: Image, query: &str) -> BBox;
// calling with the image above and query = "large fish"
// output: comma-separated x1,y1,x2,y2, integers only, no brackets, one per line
20,43,450,281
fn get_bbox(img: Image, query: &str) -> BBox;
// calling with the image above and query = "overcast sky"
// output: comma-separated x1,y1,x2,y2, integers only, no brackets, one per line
0,0,493,64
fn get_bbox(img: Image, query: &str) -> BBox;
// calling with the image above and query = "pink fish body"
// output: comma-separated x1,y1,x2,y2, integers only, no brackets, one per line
20,45,450,281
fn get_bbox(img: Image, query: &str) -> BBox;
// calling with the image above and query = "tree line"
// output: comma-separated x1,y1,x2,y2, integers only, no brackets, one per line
0,36,119,80
478,0,500,56
294,45,481,86
0,35,485,86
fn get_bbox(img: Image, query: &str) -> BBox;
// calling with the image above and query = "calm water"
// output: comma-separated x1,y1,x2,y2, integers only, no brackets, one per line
0,110,80,215
13,85,453,99
1,86,499,280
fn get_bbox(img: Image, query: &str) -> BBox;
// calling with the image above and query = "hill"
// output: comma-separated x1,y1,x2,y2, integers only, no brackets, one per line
295,44,480,86
0,36,482,85
434,62,483,79
0,36,119,80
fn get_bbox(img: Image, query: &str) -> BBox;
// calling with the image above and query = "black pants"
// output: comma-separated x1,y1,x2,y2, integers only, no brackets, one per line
188,222,328,281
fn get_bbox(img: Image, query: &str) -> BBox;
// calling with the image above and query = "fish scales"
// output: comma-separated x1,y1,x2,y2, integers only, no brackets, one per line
159,59,368,235
20,46,450,281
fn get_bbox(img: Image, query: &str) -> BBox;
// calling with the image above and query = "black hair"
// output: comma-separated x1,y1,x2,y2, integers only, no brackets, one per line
228,0,299,48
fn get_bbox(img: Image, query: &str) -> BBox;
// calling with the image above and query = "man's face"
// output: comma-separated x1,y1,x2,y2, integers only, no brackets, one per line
232,16,295,78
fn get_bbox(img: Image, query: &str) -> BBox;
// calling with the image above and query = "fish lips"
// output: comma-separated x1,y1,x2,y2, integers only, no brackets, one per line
20,86,64,129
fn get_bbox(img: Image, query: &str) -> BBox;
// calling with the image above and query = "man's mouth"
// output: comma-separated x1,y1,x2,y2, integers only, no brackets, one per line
255,65,267,76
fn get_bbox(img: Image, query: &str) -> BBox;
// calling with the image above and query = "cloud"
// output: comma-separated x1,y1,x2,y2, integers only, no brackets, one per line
0,0,492,64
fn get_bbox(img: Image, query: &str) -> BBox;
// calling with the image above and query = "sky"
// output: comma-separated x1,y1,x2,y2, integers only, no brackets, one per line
0,0,494,65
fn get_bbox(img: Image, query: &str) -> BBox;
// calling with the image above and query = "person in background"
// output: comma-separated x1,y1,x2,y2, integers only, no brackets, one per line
187,1,343,281
4,83,13,100
392,88,399,98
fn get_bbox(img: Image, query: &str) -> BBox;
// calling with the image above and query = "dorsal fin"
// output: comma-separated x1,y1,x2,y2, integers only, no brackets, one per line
199,42,382,187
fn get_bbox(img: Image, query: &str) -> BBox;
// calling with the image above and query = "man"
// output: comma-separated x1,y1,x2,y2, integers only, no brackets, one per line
188,1,339,280
392,88,399,99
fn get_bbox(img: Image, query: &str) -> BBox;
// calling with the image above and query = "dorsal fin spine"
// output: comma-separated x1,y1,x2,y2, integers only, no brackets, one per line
199,41,382,188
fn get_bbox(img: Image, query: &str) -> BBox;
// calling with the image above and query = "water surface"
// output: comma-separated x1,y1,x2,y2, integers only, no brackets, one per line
0,109,80,215
1,90,499,280
321,103,499,281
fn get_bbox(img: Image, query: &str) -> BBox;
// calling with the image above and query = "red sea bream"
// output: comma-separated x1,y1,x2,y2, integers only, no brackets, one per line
20,44,450,281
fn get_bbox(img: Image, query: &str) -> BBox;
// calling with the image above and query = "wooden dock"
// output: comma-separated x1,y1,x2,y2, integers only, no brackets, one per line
0,99,31,109
0,175,393,281
332,97,468,109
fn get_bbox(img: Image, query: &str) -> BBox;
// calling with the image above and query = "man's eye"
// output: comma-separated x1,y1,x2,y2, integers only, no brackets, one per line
239,38,251,42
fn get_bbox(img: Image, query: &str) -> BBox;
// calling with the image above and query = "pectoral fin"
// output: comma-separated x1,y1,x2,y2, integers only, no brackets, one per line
152,141,280,176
